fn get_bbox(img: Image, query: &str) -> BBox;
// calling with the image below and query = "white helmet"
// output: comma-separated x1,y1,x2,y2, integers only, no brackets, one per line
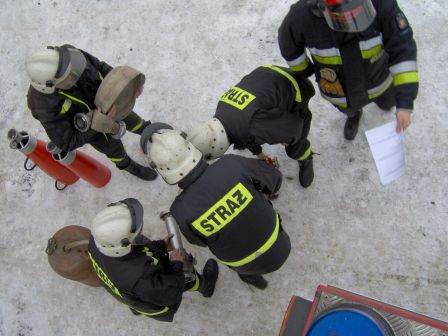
150,130,203,185
188,118,230,160
25,49,60,94
91,198,144,257
26,46,87,94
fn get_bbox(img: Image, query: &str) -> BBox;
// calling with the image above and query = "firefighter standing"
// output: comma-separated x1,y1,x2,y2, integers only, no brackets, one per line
26,44,157,180
188,64,316,188
88,198,219,322
140,128,291,289
278,0,418,140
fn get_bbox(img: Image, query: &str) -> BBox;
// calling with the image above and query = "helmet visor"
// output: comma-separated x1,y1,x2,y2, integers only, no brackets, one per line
55,48,87,90
322,0,376,32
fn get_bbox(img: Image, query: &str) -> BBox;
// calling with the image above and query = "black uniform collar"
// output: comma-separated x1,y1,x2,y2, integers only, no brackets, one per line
178,158,208,189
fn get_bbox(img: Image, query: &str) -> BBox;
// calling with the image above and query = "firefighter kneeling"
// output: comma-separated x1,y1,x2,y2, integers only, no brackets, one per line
88,198,219,322
141,128,291,289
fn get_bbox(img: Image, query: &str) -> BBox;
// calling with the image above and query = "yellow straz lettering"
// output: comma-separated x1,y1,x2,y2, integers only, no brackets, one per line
192,183,253,237
88,252,122,298
219,86,256,110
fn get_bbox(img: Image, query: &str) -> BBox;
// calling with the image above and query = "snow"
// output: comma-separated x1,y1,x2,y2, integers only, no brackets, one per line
0,1,447,335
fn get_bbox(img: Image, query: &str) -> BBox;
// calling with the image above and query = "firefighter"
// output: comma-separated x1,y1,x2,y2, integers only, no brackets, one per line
140,128,291,289
88,198,219,322
188,64,316,188
278,0,418,140
26,44,157,180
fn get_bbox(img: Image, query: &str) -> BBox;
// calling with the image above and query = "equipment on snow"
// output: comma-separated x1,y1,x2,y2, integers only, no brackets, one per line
46,225,101,287
160,211,196,283
47,142,111,188
7,129,79,190
279,285,448,336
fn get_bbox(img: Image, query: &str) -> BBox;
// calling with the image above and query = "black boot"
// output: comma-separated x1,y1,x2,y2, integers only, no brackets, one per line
119,158,157,181
238,274,268,290
298,156,314,188
344,110,362,140
199,259,219,298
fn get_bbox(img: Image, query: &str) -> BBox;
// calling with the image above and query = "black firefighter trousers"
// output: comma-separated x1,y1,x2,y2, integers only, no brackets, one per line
88,111,146,167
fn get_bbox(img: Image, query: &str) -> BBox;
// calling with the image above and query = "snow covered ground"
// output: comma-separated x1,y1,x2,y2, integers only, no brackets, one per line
0,1,447,335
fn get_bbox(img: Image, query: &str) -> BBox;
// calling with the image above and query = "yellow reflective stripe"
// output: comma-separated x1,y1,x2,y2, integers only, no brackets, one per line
109,157,125,163
393,71,419,86
58,91,91,112
142,247,159,266
290,58,309,72
297,146,312,161
134,306,170,317
361,45,383,59
130,120,143,132
87,252,123,298
218,214,280,267
368,75,393,100
263,65,302,103
312,54,342,65
192,182,254,237
60,99,72,115
188,273,201,292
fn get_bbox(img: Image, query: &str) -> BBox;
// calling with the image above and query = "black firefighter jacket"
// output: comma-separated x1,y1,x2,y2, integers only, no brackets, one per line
27,45,112,152
88,235,185,322
170,155,286,270
278,0,418,110
215,65,315,155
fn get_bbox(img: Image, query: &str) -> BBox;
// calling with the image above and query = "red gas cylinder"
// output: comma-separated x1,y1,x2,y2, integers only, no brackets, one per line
8,129,79,190
47,142,111,188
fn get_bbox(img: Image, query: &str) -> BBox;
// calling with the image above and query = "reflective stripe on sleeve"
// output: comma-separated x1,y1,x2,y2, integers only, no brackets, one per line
393,71,419,86
109,157,125,163
389,61,418,75
263,65,302,103
218,214,280,268
287,53,309,72
309,47,342,65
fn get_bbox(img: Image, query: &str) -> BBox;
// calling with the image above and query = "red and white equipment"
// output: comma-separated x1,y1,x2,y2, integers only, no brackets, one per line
47,142,111,188
8,129,79,190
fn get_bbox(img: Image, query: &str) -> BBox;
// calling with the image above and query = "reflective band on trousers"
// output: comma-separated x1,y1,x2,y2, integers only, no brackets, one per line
134,306,170,317
262,65,302,103
130,119,143,132
218,214,280,267
321,74,393,108
58,91,92,112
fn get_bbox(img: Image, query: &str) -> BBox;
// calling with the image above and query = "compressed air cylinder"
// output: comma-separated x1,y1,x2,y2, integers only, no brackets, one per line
46,225,101,287
48,143,111,188
7,129,79,190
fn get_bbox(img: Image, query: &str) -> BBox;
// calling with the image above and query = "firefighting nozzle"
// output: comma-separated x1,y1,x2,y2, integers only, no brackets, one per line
46,225,101,287
47,142,111,188
160,211,196,283
7,129,79,190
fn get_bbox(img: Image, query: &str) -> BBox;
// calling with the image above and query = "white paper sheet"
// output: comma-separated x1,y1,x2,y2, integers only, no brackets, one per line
365,121,406,185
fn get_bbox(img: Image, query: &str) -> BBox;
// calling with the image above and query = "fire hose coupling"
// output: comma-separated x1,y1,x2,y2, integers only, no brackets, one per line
74,113,92,133
7,129,37,154
46,142,76,165
160,211,196,282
